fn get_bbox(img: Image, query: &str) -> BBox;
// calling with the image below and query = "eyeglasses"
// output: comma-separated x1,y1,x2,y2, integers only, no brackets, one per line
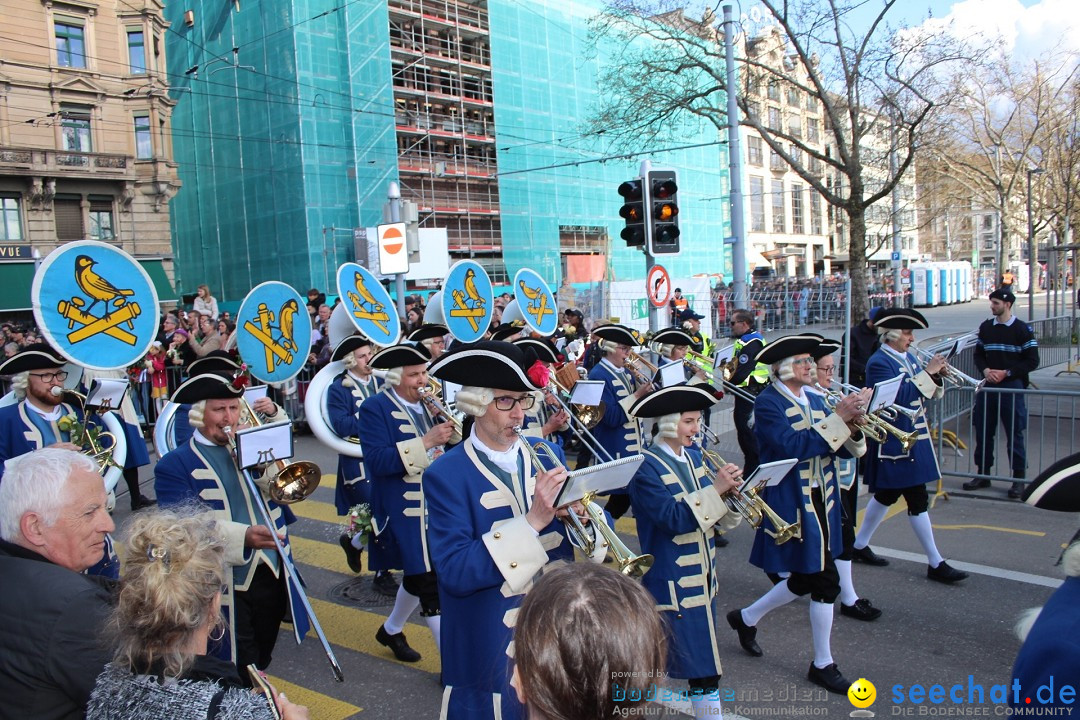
791,357,816,367
818,366,836,374
29,371,69,383
493,394,537,411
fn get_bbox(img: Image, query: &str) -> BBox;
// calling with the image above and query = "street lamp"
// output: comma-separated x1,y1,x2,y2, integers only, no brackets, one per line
1027,166,1044,321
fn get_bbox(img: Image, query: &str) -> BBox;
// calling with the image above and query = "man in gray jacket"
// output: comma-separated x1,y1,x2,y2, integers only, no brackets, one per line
0,448,116,720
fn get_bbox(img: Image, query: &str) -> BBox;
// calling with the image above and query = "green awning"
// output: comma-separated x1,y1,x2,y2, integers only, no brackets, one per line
0,262,34,312
138,259,176,304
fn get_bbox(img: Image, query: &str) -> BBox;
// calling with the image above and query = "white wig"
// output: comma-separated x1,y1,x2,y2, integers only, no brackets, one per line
384,366,404,386
187,399,206,429
658,344,676,360
655,412,682,440
0,448,97,542
771,357,797,382
455,386,495,417
598,339,619,355
342,351,358,370
877,326,903,343
11,371,28,399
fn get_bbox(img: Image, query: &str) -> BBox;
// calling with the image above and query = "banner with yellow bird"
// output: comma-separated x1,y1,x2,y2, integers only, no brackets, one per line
335,262,400,347
508,268,558,336
442,259,494,343
31,240,160,370
235,282,311,384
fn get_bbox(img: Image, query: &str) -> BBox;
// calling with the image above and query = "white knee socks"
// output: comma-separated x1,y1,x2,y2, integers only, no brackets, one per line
836,559,859,606
909,512,944,568
809,600,835,669
383,585,421,635
854,497,889,549
691,697,724,719
350,533,365,550
742,579,799,627
425,614,442,654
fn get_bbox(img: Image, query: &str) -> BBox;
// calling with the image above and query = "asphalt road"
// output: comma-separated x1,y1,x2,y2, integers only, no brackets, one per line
113,292,1079,719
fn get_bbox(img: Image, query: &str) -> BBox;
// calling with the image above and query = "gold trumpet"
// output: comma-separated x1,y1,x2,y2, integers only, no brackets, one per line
680,352,759,403
625,350,658,388
815,385,918,452
512,426,653,577
546,377,604,430
418,385,464,435
698,443,801,545
235,397,322,504
913,347,985,390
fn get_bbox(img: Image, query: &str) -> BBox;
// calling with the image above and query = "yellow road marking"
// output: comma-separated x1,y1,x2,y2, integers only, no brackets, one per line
931,524,1045,537
855,497,908,526
265,674,362,720
309,597,442,674
291,496,346,526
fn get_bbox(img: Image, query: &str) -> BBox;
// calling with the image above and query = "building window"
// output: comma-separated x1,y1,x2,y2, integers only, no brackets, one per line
771,179,786,234
750,177,766,232
810,190,822,235
55,21,87,68
54,196,85,240
788,114,802,138
61,107,93,152
89,197,115,241
767,106,781,130
746,101,760,120
127,30,146,74
787,87,801,106
134,115,152,159
767,79,780,101
982,214,994,230
792,182,805,234
0,196,24,241
748,136,763,166
807,118,819,143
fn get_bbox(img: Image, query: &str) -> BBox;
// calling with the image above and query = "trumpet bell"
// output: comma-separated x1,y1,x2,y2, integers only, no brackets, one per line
269,460,323,504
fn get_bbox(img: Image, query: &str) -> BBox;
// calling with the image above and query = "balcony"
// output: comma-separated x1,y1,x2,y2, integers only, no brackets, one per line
0,147,136,181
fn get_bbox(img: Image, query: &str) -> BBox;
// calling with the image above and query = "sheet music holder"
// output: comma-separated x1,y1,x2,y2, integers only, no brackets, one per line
555,454,645,507
244,384,269,404
569,380,604,407
443,380,460,405
714,344,735,366
738,458,799,492
85,378,128,410
235,421,294,470
868,374,903,414
658,361,687,388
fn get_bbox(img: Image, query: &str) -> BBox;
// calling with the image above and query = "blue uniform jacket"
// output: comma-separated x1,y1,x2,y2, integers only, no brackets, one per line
356,388,446,576
327,371,381,515
587,360,641,460
424,438,583,720
863,346,943,491
1011,574,1080,709
154,439,306,664
629,444,740,680
751,385,861,574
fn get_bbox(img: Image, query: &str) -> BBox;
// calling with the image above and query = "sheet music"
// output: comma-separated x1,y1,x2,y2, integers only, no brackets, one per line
555,454,645,506
570,380,604,407
868,374,903,414
658,361,686,388
739,458,799,491
235,421,294,469
85,378,128,410
244,384,269,404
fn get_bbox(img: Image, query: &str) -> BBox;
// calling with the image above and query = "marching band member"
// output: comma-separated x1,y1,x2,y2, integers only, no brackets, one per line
853,309,968,584
0,343,120,578
628,384,741,718
652,327,709,384
587,324,653,518
407,323,449,361
726,333,867,694
727,309,769,474
511,336,571,443
422,340,607,720
153,373,305,680
807,340,881,621
356,342,460,663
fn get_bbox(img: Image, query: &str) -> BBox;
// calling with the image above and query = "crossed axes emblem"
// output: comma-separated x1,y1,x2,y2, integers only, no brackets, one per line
242,299,301,375
449,267,487,332
345,272,391,335
56,255,141,345
518,280,553,328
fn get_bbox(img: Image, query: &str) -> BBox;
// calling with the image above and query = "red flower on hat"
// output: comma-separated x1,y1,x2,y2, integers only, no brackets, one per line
526,360,550,388
231,363,250,390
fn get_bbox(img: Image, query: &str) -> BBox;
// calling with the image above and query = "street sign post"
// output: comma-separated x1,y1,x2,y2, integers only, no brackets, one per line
646,264,671,308
377,222,409,276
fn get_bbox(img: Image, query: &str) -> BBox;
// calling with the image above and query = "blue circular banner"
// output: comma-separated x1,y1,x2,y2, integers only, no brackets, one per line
32,240,160,370
442,260,493,343
336,262,400,347
235,282,311,384
512,268,559,336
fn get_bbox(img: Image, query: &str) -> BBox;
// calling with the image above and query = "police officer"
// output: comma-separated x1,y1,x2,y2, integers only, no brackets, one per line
727,309,769,473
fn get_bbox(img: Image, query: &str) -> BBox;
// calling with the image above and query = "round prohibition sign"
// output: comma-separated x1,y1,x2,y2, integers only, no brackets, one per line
646,264,672,308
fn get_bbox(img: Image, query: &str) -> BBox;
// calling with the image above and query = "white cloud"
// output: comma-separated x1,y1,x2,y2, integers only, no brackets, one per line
919,0,1080,61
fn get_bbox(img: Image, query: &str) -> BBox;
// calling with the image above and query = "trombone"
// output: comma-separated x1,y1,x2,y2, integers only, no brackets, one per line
696,439,801,545
814,384,918,452
512,426,652,577
237,397,322,504
541,379,614,463
625,350,659,389
418,384,464,435
680,351,759,404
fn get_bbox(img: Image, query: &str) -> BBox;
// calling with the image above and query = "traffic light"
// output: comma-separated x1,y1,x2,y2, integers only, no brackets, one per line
647,169,680,255
618,179,647,248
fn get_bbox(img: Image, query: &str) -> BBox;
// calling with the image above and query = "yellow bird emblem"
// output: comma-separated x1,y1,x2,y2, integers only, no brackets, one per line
75,255,134,315
463,268,485,306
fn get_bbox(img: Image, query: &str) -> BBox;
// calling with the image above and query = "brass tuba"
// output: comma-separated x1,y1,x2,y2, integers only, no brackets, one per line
513,426,652,577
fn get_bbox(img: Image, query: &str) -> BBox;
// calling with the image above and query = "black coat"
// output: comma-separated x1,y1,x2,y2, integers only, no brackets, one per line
0,539,115,720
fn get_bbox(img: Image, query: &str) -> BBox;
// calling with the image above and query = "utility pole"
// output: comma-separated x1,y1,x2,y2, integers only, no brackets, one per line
723,5,747,305
386,182,406,321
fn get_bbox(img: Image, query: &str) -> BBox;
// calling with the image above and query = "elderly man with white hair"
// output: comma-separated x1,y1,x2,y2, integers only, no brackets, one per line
726,333,868,695
0,448,115,720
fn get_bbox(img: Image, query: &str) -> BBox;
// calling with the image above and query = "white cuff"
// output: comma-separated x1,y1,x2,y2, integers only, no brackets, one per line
397,438,431,474
220,519,251,566
482,516,551,594
842,431,867,459
814,413,852,452
913,370,944,400
685,485,735,533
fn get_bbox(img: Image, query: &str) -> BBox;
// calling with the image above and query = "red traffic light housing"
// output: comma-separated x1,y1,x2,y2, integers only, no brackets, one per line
618,179,647,247
647,169,680,255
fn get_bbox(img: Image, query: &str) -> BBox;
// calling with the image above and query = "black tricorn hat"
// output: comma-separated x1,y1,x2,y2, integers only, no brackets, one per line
651,328,695,347
407,324,448,343
330,334,372,363
170,373,244,404
513,336,559,365
428,340,539,392
187,351,242,378
812,338,842,360
755,333,824,366
490,324,524,342
1022,451,1080,512
592,323,640,348
629,384,721,418
370,342,431,370
874,308,929,330
0,342,68,375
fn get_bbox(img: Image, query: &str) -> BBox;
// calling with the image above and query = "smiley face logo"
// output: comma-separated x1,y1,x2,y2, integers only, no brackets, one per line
848,678,877,708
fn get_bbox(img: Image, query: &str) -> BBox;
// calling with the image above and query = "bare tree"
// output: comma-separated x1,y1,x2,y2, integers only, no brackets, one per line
589,0,976,320
1038,77,1080,276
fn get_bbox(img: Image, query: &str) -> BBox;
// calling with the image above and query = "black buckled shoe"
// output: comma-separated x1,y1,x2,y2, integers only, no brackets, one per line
726,609,763,657
1008,482,1024,499
376,625,421,662
131,495,157,511
962,477,991,491
807,663,852,695
927,560,969,584
840,598,882,622
851,545,889,567
339,534,362,574
373,571,400,597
